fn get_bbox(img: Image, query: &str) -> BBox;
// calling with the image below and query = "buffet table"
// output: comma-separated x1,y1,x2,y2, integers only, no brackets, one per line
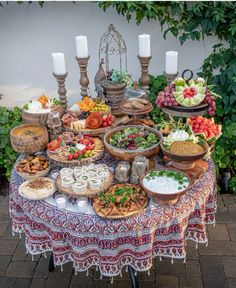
9,154,217,278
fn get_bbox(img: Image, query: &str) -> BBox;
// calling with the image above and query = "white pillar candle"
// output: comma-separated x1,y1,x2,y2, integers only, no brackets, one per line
75,35,88,58
138,34,151,57
51,53,66,75
165,51,178,74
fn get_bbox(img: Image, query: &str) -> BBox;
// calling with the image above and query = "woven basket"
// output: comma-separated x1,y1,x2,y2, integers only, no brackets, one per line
103,125,162,162
10,124,49,154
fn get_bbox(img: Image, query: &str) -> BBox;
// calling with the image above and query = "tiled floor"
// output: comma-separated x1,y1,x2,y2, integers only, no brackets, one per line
0,193,236,288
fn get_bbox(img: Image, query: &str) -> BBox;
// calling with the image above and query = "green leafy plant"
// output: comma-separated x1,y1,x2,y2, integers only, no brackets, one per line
147,74,167,124
0,106,22,179
109,70,133,87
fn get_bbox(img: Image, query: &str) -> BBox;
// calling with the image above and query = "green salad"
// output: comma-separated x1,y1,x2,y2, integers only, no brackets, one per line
108,127,158,150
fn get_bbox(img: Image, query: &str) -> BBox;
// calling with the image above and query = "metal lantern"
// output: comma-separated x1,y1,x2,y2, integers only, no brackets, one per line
99,24,128,75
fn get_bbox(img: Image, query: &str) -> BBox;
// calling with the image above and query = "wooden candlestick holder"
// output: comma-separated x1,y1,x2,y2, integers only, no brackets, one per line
53,72,68,109
76,56,90,99
164,71,179,85
137,55,152,90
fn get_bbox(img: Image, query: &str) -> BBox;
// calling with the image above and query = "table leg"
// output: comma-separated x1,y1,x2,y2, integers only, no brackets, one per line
48,253,55,272
128,266,139,288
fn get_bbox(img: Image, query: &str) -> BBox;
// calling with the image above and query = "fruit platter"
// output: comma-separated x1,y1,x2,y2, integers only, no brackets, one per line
104,125,162,162
55,164,113,198
92,183,148,219
141,168,191,205
187,116,222,145
62,97,115,136
22,95,63,126
161,128,209,170
156,77,220,117
47,132,104,167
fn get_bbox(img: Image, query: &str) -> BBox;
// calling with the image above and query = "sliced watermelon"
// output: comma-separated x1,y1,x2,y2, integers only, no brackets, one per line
188,116,222,144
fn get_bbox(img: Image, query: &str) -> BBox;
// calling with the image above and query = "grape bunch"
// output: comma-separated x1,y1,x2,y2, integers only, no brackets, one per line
156,84,179,108
204,89,216,116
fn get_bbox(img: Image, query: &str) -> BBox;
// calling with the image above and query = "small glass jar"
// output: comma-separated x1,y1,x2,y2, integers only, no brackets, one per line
76,197,89,213
55,194,67,210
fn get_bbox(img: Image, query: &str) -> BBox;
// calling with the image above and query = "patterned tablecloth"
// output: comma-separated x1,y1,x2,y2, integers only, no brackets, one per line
9,155,217,277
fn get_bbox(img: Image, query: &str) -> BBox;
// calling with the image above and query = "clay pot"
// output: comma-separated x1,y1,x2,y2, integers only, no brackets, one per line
102,82,127,112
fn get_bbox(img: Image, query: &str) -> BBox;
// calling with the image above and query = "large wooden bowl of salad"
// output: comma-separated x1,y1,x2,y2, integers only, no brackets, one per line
103,125,162,162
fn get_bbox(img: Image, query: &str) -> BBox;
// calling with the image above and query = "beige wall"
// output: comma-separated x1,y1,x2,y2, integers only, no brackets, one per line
0,2,218,107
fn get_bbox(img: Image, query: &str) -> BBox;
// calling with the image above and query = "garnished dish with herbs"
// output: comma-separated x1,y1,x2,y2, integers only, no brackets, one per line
93,183,148,218
143,170,190,194
108,127,158,150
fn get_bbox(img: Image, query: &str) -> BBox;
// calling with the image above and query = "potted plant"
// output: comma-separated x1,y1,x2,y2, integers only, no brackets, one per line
102,69,132,112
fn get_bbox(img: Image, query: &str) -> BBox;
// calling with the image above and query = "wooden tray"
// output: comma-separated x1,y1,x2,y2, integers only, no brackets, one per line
162,103,208,117
119,101,153,115
93,198,149,219
55,172,113,198
64,124,115,136
47,138,104,167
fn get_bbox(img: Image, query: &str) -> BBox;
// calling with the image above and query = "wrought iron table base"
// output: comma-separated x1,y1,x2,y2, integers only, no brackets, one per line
48,253,139,287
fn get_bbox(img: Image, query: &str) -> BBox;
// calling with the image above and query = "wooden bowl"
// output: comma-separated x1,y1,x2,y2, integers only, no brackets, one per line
103,125,162,162
161,141,209,170
22,105,64,126
10,124,49,154
140,168,192,205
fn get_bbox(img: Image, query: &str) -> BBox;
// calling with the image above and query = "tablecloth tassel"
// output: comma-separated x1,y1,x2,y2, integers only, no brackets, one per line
213,222,216,228
196,242,198,249
159,255,162,261
61,265,63,272
185,240,187,246
31,255,34,261
111,277,114,284
206,241,208,247
19,233,22,239
125,266,128,272
75,269,77,276
171,258,174,264
135,270,137,276
183,257,186,264
43,252,47,258
86,269,89,276
120,271,122,278
100,274,103,280
148,269,150,276
12,231,15,237
96,266,98,272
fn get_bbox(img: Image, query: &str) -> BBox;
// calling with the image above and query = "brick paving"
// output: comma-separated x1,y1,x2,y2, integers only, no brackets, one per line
0,193,236,288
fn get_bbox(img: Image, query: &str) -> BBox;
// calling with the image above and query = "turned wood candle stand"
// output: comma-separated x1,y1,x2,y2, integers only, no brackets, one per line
53,72,68,109
76,56,90,99
137,55,152,91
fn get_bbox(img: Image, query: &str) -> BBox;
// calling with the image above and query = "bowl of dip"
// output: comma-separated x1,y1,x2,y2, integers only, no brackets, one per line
140,168,192,205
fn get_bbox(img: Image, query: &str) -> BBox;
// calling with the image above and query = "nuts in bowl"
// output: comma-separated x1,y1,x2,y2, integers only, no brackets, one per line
16,156,50,180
